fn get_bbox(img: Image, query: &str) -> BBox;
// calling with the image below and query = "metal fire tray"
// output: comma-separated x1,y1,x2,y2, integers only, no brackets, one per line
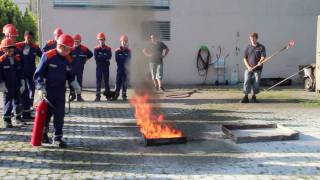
222,124,299,144
144,136,187,146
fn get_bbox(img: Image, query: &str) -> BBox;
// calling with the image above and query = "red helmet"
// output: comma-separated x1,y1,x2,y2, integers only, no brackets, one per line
97,32,106,40
53,28,63,36
2,24,15,34
73,34,81,41
120,35,128,41
57,34,74,48
3,26,18,37
0,38,15,49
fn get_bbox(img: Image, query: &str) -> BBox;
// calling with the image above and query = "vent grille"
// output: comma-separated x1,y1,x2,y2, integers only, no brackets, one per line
143,21,171,41
54,0,169,9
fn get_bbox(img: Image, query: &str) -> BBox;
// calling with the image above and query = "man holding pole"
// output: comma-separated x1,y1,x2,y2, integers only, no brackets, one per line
241,32,266,103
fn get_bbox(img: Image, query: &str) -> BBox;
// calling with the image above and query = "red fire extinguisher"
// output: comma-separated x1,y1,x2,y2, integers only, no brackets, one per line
31,99,48,146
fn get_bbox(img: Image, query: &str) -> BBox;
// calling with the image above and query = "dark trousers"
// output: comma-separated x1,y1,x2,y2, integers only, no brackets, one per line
115,70,128,95
43,88,66,141
3,89,21,122
69,70,84,96
96,63,110,97
22,76,35,117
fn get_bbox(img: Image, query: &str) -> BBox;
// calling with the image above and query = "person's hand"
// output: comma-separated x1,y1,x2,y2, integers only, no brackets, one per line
38,88,47,98
247,66,253,72
20,80,26,94
0,83,8,93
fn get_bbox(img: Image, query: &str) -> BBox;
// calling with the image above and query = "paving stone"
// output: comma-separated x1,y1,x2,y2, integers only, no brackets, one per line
0,89,319,179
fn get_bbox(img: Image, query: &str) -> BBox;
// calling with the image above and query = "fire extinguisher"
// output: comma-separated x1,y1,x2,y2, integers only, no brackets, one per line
31,99,48,147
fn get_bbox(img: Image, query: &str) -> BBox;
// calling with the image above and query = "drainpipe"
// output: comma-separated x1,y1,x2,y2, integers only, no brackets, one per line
37,0,42,46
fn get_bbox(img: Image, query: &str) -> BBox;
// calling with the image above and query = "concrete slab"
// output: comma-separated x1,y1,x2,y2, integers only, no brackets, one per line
222,124,299,143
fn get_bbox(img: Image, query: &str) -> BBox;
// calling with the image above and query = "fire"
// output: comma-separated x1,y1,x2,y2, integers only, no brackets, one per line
130,93,185,139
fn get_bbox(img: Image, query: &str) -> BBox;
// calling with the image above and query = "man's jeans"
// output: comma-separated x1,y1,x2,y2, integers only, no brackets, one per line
243,70,262,95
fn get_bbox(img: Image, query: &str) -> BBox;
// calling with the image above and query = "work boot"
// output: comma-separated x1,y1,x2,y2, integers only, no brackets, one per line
251,95,258,103
42,133,51,144
52,139,67,148
112,92,120,101
104,91,115,101
13,116,26,126
77,94,85,102
94,96,101,102
22,113,34,121
240,95,249,103
69,93,76,102
3,119,13,128
122,93,127,101
159,86,165,92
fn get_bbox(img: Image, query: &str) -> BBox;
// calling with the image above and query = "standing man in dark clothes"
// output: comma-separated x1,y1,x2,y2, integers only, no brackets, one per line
94,32,112,101
113,35,131,101
240,32,266,103
69,34,93,102
16,31,42,119
143,34,169,91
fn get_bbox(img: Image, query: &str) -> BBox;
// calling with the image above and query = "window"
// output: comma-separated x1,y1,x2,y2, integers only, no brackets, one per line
53,0,170,9
142,21,171,41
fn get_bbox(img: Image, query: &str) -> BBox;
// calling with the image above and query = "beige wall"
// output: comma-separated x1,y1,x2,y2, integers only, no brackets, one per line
40,0,320,87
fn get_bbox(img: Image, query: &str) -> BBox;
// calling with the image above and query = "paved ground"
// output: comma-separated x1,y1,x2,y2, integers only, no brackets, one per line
0,86,319,179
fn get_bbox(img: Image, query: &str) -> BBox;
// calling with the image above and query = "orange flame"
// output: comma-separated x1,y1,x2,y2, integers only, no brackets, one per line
130,93,184,139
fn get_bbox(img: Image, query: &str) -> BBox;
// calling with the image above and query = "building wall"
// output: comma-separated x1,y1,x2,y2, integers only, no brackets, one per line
40,0,320,87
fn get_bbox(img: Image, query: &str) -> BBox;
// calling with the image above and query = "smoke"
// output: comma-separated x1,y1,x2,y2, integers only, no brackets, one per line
111,7,155,93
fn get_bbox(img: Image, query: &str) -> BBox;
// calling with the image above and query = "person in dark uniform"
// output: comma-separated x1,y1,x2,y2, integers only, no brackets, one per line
0,38,25,128
16,31,42,119
1,24,26,126
113,35,131,101
69,34,93,102
34,34,81,148
42,28,63,53
94,32,112,102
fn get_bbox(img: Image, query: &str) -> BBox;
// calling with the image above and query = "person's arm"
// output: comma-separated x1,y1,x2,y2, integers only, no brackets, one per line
161,42,169,58
107,48,112,60
36,45,43,57
257,46,266,66
243,46,252,71
142,48,152,58
86,48,93,60
163,47,169,58
94,48,98,61
42,43,49,53
34,53,48,89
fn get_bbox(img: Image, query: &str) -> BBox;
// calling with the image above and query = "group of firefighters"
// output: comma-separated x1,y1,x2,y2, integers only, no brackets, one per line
0,24,133,148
